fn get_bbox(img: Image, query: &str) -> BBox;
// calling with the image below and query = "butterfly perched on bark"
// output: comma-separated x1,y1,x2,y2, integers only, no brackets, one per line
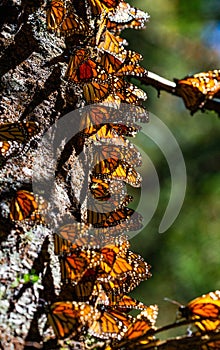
47,0,89,36
9,189,47,223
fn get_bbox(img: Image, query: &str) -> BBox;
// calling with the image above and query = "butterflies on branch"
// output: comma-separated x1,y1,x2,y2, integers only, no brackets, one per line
178,290,220,333
175,70,220,114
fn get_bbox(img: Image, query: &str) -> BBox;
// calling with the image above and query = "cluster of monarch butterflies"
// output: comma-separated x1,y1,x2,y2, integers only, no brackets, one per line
1,0,220,349
46,0,148,104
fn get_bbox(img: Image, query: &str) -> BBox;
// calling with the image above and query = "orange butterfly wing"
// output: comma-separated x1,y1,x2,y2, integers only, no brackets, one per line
10,190,39,221
180,290,220,332
48,301,97,339
83,81,109,103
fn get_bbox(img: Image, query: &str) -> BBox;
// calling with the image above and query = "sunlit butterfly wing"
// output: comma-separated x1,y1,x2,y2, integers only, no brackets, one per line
66,50,107,83
100,255,132,279
47,0,89,36
93,159,142,187
116,64,146,77
87,0,121,15
101,273,145,301
48,301,98,339
89,176,110,201
110,161,142,186
126,251,152,281
113,79,147,105
174,70,220,113
10,190,39,221
111,295,150,313
98,30,127,62
107,1,149,33
47,0,66,31
100,52,123,73
83,81,109,103
179,290,220,332
59,11,89,36
60,250,100,283
122,306,158,342
86,205,135,228
88,306,132,339
179,70,220,97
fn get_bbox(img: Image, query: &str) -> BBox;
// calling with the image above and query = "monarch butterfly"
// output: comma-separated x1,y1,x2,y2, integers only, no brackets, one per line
59,251,89,283
54,229,119,255
121,306,158,343
93,159,142,188
113,79,147,105
59,269,97,302
100,51,145,77
83,81,109,103
46,0,66,30
91,143,141,173
102,294,150,313
0,121,39,143
101,272,145,300
48,301,98,339
98,242,132,279
116,64,146,77
177,70,220,97
88,306,132,339
175,70,220,113
10,190,39,221
117,296,154,314
126,251,152,281
89,176,110,201
87,0,121,15
175,81,205,114
178,290,220,332
107,18,146,34
99,255,132,281
47,0,89,36
100,52,123,73
87,124,138,147
98,30,127,62
88,186,133,216
86,206,134,228
66,49,108,83
97,251,150,284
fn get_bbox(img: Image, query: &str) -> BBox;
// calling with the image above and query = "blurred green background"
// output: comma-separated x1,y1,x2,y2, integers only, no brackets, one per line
124,0,220,337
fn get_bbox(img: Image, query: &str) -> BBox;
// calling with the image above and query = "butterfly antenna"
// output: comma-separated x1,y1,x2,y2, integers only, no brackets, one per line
164,297,182,307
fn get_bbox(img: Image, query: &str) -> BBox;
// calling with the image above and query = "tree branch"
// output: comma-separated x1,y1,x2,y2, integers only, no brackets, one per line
139,71,220,116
